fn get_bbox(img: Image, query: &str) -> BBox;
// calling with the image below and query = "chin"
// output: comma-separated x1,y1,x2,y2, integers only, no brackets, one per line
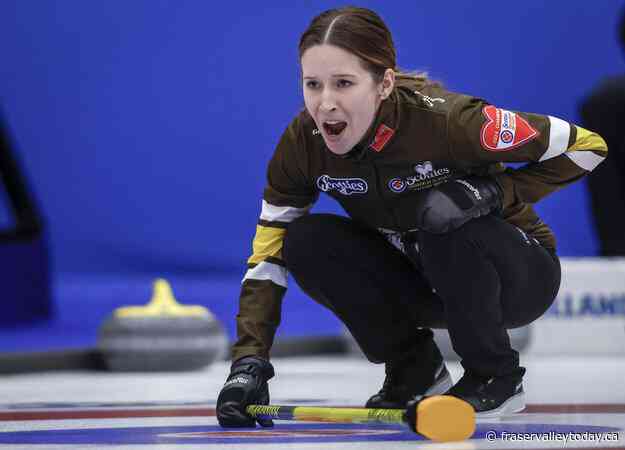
326,145,352,155
323,137,354,155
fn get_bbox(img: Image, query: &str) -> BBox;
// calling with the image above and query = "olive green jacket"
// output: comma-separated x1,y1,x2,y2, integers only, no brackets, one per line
232,83,608,361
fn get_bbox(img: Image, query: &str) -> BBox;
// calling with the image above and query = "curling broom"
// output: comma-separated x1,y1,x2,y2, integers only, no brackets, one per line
247,394,475,442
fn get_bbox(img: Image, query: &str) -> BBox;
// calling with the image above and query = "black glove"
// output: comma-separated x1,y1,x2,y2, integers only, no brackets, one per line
216,356,275,428
414,176,502,234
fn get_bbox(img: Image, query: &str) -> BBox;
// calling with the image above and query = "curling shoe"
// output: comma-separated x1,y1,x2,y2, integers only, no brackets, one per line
366,358,453,409
446,367,526,417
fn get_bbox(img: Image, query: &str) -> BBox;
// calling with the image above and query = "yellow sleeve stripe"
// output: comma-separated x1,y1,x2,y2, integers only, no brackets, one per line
563,126,607,171
247,225,286,265
568,126,608,154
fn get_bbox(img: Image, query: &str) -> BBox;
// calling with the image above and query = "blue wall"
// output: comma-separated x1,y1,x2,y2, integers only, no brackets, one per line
1,0,623,275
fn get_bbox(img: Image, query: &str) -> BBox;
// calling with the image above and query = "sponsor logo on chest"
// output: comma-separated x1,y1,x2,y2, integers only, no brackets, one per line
317,175,368,196
388,161,452,193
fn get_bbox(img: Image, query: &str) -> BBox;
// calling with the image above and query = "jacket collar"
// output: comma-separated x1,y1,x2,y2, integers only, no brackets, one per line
343,91,400,160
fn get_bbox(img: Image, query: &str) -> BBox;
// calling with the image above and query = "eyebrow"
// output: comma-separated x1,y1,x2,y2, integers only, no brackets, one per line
303,74,357,79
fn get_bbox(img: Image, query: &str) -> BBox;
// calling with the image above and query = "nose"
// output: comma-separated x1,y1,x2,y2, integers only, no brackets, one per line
320,88,337,112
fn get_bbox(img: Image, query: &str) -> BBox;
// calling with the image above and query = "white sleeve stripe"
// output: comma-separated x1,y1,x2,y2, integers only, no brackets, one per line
565,151,605,171
260,200,312,223
242,261,288,288
539,116,570,162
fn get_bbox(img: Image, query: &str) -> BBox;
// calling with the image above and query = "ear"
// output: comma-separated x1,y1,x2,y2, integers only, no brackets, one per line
379,69,396,99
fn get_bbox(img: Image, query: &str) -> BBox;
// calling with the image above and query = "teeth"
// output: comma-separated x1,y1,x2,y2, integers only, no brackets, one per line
325,121,342,124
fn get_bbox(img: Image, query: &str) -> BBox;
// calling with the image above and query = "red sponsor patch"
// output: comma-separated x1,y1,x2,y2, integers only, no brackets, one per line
369,124,395,152
480,105,539,151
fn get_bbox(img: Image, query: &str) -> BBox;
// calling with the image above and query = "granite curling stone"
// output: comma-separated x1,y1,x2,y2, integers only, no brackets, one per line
97,278,228,371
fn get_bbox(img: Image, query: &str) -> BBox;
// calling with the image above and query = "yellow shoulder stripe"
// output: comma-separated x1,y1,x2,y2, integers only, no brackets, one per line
568,126,608,154
247,225,286,265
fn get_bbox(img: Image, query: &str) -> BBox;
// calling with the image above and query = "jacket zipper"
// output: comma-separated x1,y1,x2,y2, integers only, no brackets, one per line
370,160,401,231
371,160,423,271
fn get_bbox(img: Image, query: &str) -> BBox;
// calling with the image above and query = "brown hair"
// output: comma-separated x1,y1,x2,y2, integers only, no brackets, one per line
298,6,437,90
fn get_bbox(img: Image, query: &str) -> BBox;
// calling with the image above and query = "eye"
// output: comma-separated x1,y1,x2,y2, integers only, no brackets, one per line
337,79,353,88
305,80,319,89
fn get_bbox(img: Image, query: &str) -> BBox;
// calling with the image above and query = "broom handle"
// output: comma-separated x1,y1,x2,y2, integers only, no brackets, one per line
246,404,406,425
246,397,477,444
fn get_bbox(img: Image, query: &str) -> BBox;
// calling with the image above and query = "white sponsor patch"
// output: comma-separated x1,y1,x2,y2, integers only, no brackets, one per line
317,175,368,195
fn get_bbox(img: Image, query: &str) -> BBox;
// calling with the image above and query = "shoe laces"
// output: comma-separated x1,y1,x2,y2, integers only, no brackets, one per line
456,371,494,393
380,359,409,392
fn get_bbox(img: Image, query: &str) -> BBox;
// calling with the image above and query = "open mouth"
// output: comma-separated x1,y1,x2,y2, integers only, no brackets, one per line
323,121,347,137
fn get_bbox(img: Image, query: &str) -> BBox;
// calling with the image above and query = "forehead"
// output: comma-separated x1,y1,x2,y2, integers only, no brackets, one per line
301,44,368,77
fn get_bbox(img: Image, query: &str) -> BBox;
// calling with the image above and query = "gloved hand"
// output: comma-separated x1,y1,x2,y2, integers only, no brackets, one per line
414,176,502,234
216,356,275,428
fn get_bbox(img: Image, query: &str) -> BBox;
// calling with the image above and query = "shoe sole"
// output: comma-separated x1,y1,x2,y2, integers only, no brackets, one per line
424,370,453,396
416,395,476,442
475,391,526,418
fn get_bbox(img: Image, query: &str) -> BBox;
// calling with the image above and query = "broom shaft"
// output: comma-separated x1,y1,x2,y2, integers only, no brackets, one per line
246,404,405,425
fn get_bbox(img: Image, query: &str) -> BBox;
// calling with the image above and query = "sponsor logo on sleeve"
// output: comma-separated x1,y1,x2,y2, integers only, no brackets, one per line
480,105,539,151
317,175,368,195
413,90,446,108
369,124,395,152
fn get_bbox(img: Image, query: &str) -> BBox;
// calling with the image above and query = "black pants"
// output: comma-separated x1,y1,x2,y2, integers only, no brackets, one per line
282,213,561,377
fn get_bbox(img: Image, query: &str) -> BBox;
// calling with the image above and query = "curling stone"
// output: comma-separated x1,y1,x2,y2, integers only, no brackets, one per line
97,278,229,371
